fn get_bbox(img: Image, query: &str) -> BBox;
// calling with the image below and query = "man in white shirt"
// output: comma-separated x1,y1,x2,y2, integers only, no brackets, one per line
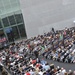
29,69,35,75
38,70,43,75
61,68,66,75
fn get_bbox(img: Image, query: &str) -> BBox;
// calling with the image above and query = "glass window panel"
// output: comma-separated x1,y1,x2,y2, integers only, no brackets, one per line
0,20,2,28
12,26,20,39
0,29,5,37
2,17,9,27
3,0,10,7
3,0,10,4
0,0,3,9
9,1,20,11
4,5,12,13
10,0,17,4
11,2,18,8
5,27,14,42
18,24,26,37
8,15,16,25
16,0,20,4
0,8,5,15
10,0,20,9
15,14,23,24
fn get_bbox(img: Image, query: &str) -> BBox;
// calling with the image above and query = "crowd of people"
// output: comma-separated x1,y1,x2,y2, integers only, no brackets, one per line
0,27,75,75
42,27,75,63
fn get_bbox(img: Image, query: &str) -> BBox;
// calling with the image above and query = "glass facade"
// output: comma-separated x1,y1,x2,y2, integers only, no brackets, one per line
2,17,10,27
0,30,5,37
0,0,27,43
8,15,16,25
0,20,2,28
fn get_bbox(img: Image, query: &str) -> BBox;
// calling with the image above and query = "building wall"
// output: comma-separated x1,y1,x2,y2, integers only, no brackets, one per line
20,0,75,38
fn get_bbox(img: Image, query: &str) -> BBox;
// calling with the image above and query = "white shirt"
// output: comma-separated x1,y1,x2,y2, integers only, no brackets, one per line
61,69,66,75
10,62,15,65
38,71,43,75
1,56,6,60
29,71,35,75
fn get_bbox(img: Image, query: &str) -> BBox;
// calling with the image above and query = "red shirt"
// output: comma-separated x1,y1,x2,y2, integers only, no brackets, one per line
36,63,40,68
26,72,30,75
31,60,36,64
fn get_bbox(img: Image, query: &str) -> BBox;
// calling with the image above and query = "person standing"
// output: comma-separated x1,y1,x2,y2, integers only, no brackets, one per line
34,50,39,58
